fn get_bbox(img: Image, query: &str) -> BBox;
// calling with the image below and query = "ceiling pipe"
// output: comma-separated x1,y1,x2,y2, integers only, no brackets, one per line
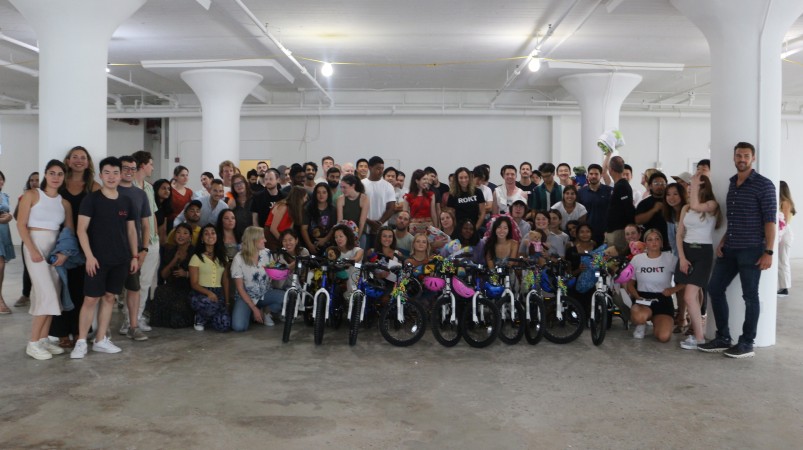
232,0,334,106
0,57,39,77
107,73,174,103
0,32,39,52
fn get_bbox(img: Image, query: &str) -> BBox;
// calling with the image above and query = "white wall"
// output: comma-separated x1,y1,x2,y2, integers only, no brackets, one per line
3,113,802,258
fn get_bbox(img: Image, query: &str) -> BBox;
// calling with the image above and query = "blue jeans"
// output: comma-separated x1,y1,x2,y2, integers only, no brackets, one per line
707,246,763,345
231,289,286,332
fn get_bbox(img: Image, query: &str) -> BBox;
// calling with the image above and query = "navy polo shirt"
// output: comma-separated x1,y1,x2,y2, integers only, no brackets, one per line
724,170,776,249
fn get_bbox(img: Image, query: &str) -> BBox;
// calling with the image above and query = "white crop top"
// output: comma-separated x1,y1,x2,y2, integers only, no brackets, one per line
28,190,65,231
682,209,716,245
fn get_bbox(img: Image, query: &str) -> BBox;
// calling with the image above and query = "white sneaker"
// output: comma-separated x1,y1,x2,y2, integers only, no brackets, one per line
119,321,130,335
633,324,646,339
680,335,699,350
264,314,275,327
137,317,152,332
92,337,122,354
26,341,53,360
39,338,65,355
194,314,205,331
70,340,88,359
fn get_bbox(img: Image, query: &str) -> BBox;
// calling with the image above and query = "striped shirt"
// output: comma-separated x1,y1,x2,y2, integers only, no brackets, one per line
724,170,776,249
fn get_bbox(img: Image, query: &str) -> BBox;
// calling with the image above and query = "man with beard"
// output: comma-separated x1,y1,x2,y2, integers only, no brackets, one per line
577,164,612,246
303,161,318,193
327,166,342,202
635,171,671,251
251,161,269,193
251,168,285,228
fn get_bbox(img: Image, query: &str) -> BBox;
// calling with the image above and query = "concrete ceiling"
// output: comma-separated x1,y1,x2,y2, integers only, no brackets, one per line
1,0,802,113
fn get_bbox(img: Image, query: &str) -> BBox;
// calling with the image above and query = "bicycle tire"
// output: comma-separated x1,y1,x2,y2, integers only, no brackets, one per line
282,291,298,343
496,295,524,345
543,295,585,344
313,293,327,345
330,294,344,330
348,292,364,346
590,292,608,346
379,299,427,347
431,296,461,347
523,292,546,345
462,296,501,348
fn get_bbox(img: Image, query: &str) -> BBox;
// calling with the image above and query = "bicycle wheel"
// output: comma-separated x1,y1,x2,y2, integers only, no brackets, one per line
379,298,427,347
431,296,461,347
462,296,501,348
523,291,545,345
330,294,345,330
590,292,609,346
313,293,327,345
543,295,586,344
496,295,524,345
282,290,298,343
348,292,364,346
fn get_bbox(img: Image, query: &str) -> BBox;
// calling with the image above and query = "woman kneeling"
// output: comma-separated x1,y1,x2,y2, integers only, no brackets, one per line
626,229,684,342
231,226,286,331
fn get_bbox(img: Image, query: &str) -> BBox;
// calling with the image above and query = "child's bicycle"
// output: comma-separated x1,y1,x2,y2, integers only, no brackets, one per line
273,252,317,343
540,259,586,344
378,263,427,347
312,257,355,345
589,255,633,345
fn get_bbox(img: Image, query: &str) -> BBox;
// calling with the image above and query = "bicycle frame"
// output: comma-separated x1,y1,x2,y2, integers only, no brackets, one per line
281,257,315,318
312,262,336,322
347,262,368,323
590,268,613,322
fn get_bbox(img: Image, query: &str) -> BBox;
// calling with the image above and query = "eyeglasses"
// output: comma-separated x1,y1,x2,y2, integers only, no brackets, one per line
122,167,137,172
651,181,667,186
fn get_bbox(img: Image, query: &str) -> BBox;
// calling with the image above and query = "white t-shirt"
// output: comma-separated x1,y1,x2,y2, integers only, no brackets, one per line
362,178,397,230
551,201,588,230
230,249,274,302
494,185,526,214
630,251,677,293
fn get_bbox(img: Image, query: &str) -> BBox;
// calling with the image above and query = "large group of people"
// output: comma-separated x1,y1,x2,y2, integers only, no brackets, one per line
0,141,790,360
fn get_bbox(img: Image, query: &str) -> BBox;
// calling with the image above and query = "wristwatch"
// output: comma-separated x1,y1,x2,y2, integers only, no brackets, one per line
764,249,774,255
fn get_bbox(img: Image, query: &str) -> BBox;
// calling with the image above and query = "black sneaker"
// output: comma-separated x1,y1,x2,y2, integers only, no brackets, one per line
697,336,731,353
777,288,789,297
724,342,755,359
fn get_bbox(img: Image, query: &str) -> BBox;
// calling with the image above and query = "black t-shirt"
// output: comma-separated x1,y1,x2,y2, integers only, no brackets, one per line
606,179,635,232
446,188,486,225
634,196,671,251
251,189,285,227
118,185,152,248
79,190,135,265
516,181,538,194
250,182,265,194
578,184,612,243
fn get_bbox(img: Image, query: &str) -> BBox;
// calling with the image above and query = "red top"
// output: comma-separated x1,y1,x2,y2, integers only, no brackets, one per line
404,191,434,219
168,187,193,223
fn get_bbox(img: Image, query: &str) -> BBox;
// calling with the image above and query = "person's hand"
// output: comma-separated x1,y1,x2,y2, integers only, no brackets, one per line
756,253,773,270
716,241,725,258
679,258,690,275
85,256,100,277
252,306,264,323
129,258,139,274
0,212,11,224
52,253,68,267
207,292,219,302
138,250,147,267
29,248,45,263
172,268,187,278
661,288,674,297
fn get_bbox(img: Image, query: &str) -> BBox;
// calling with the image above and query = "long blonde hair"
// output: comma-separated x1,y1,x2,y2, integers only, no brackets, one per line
239,226,265,266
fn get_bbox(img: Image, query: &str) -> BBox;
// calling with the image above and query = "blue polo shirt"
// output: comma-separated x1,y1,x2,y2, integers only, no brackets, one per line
724,170,776,249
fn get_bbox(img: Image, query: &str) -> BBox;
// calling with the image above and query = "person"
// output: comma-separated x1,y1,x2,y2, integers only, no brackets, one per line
556,163,573,187
663,182,687,256
439,209,457,238
192,171,214,200
699,142,777,358
189,224,231,332
231,226,286,331
16,160,74,359
546,210,569,258
0,170,15,314
152,179,173,247
332,223,364,298
336,174,369,243
218,160,236,194
302,182,336,254
277,164,290,189
117,156,154,341
281,163,306,196
168,165,193,229
509,200,530,238
362,156,397,249
578,163,612,247
271,229,310,290
472,165,494,225
777,180,796,297
696,159,711,177
529,163,562,212
70,157,139,359
394,211,414,258
227,173,253,239
423,167,449,206
403,169,439,235
551,185,587,231
167,200,202,246
217,209,240,262
265,186,307,251
626,229,683,342
327,166,343,202
635,172,671,251
365,226,405,298
301,161,318,193
148,223,195,328
405,232,434,308
675,174,720,350
251,161,269,192
341,162,355,177
484,215,519,269
355,158,369,180
250,168,284,229
566,223,597,316
446,167,486,231
517,162,537,194
493,165,526,215
48,146,99,347
316,156,335,184
13,171,39,308
604,156,635,256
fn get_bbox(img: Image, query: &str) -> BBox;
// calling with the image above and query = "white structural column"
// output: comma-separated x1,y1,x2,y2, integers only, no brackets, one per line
181,69,263,170
558,73,642,166
672,0,803,347
10,0,146,168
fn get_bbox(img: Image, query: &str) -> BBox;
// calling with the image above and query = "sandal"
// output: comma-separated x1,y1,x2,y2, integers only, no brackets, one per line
58,337,75,348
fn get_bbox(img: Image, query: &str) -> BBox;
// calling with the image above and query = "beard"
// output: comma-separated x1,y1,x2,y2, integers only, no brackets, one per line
328,180,339,189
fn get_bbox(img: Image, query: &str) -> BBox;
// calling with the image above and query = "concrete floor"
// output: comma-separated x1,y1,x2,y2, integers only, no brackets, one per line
0,257,802,449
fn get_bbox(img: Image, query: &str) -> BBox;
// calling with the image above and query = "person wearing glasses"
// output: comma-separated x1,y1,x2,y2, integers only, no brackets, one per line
635,172,671,252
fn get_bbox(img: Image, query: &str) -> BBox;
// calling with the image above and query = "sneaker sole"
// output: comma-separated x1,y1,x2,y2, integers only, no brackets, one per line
698,346,729,353
70,352,87,359
26,349,53,360
724,351,755,359
128,335,148,341
680,344,697,350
